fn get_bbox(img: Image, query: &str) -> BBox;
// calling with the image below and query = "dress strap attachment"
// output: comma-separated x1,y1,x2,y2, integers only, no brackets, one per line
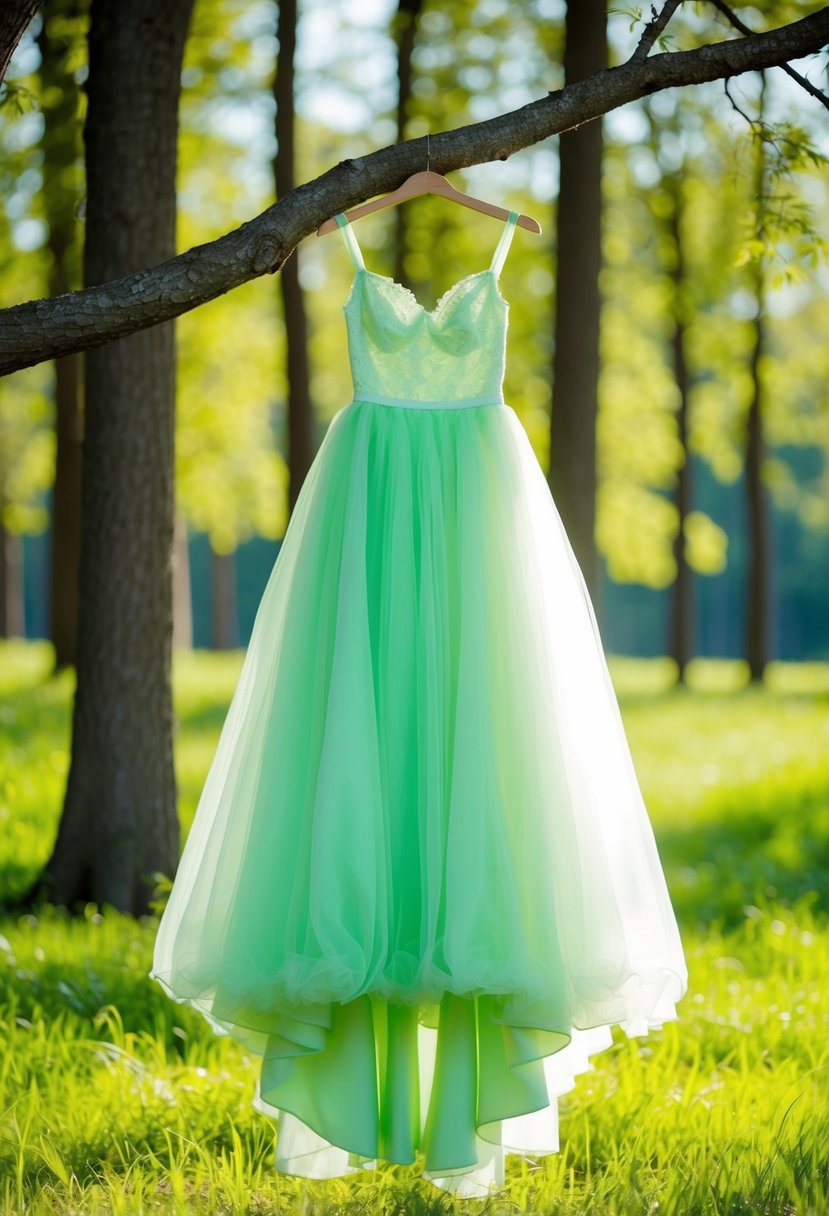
490,210,519,278
334,213,365,270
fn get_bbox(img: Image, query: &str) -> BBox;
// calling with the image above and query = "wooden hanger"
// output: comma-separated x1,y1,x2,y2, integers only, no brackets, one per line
316,135,542,236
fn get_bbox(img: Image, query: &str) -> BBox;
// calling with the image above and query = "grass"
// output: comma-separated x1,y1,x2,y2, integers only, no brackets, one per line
1,638,828,1214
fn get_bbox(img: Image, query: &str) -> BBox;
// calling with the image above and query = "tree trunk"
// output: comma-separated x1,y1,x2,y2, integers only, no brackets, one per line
0,514,24,637
171,508,192,650
549,0,607,617
48,351,83,668
38,1,84,674
210,545,239,650
745,76,770,684
18,0,195,917
667,169,694,682
745,278,769,682
274,0,313,512
393,0,422,291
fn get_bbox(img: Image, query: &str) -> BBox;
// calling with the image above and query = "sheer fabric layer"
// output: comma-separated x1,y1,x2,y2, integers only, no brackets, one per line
150,398,687,1195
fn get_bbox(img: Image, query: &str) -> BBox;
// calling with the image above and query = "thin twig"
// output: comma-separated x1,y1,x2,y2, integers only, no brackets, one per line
724,75,825,173
724,77,759,129
629,0,683,64
709,0,829,111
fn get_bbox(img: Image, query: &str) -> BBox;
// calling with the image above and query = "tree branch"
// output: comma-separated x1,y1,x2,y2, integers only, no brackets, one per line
628,0,683,64
0,0,42,85
708,0,829,111
1,7,828,377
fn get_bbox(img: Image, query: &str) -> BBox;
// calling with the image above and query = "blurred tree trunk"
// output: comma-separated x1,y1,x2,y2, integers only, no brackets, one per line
0,518,24,636
209,545,239,650
0,0,41,82
745,290,769,682
273,0,313,513
665,167,694,681
393,0,422,291
171,508,192,650
646,139,695,685
13,0,195,917
37,0,85,674
549,0,607,618
745,85,770,683
644,94,696,681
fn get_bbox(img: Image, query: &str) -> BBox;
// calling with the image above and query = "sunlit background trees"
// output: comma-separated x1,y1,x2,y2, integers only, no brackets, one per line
2,0,827,674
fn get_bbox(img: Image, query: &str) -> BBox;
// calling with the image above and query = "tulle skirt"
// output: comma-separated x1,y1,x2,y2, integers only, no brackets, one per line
149,397,687,1197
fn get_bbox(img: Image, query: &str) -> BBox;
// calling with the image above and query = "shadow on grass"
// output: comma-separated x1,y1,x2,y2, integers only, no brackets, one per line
617,684,829,714
656,778,829,933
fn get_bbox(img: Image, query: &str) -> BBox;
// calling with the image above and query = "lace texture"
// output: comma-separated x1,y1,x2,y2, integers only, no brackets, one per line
339,216,516,407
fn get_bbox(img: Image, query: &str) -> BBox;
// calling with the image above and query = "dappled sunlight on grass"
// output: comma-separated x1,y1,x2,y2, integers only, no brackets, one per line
609,657,829,936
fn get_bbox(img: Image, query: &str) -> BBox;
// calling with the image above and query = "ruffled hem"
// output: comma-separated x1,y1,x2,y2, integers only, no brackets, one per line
149,965,685,1197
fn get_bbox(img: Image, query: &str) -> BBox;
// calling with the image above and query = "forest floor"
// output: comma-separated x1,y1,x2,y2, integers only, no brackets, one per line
1,639,828,1215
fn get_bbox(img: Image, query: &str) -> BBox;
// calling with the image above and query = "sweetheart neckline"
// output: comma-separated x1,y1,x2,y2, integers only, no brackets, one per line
353,267,508,317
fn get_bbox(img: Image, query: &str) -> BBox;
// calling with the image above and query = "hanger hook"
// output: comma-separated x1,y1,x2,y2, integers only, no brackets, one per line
426,132,430,172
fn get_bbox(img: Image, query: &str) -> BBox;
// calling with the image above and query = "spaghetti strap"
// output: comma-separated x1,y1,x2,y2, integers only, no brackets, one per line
334,213,365,270
490,210,519,279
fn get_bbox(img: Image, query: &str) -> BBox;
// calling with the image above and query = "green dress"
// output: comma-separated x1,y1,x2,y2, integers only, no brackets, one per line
150,210,687,1197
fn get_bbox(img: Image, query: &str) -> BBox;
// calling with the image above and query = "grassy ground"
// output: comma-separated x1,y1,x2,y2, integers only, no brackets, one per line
1,638,828,1215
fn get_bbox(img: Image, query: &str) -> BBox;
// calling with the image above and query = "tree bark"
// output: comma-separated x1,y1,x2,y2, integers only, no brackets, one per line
274,0,314,512
1,7,826,376
0,0,41,84
38,0,84,674
549,0,607,612
20,0,195,916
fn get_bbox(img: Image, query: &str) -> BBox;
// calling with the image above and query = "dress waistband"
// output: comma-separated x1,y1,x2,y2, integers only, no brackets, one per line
351,391,504,410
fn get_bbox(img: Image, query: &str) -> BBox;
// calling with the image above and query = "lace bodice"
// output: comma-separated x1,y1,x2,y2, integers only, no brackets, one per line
335,210,519,408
